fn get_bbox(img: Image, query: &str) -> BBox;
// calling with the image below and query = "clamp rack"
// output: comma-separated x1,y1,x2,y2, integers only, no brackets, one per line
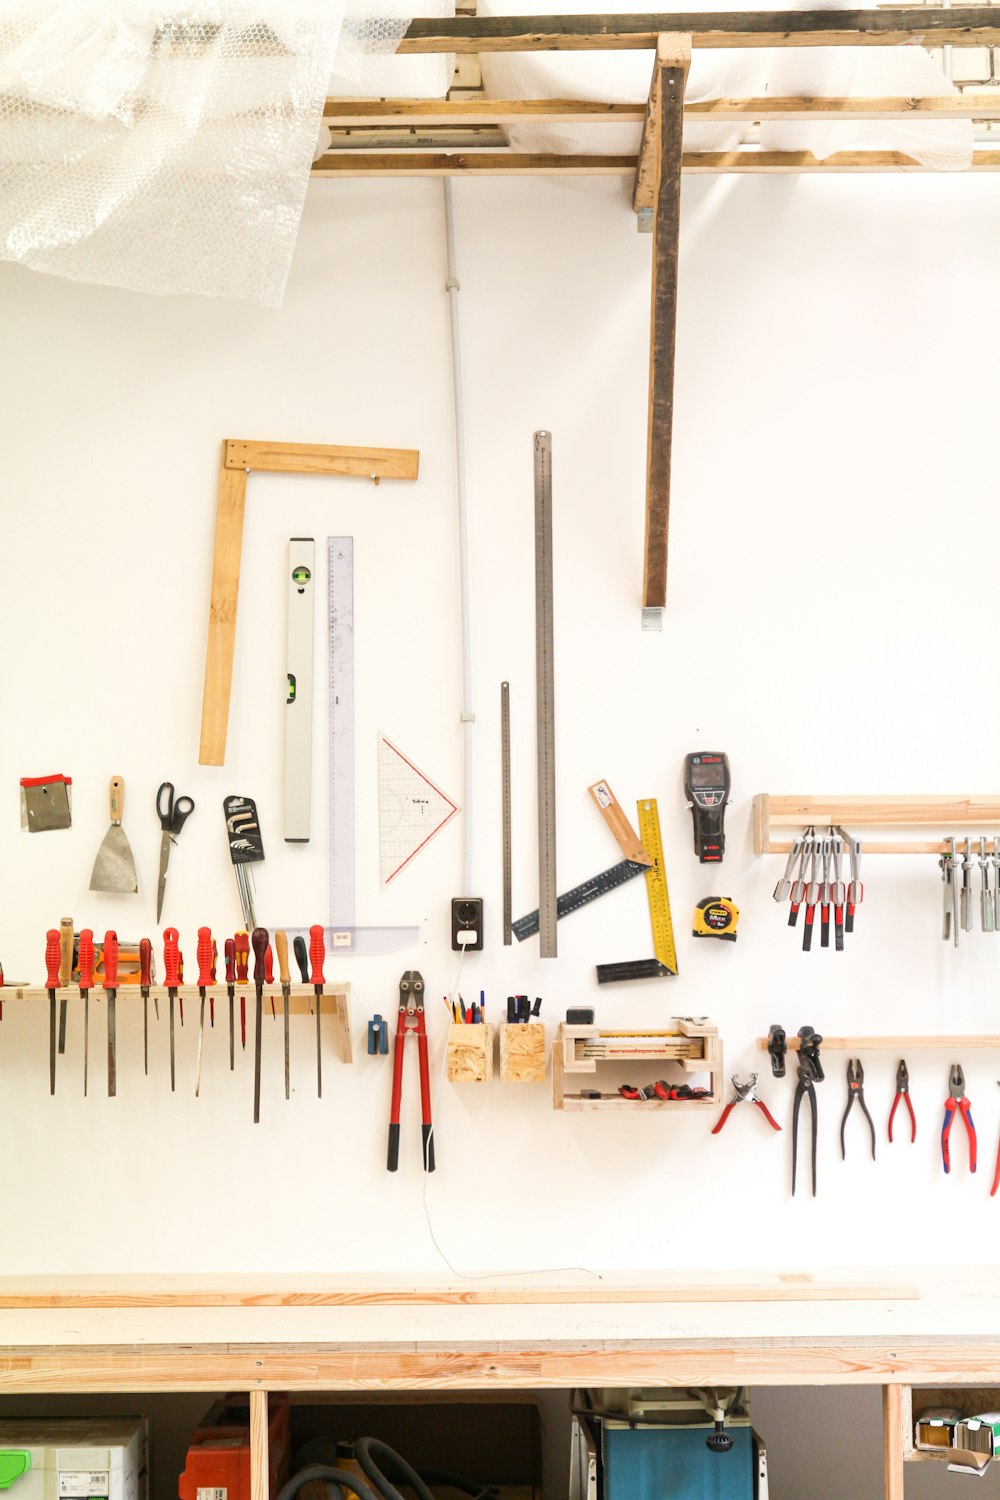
553,1015,721,1110
753,795,1000,856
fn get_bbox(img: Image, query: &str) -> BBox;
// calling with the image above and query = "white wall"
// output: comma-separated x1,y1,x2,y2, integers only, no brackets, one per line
3,167,1000,1286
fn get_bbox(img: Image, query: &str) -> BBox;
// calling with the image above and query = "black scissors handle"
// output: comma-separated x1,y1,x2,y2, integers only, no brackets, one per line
157,781,195,836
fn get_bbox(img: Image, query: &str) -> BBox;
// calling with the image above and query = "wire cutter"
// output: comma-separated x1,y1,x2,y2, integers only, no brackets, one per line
840,1058,876,1161
712,1074,781,1134
387,970,435,1174
888,1058,916,1144
942,1063,976,1174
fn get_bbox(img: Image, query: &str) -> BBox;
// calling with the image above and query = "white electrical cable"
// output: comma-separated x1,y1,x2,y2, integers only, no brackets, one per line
443,179,475,899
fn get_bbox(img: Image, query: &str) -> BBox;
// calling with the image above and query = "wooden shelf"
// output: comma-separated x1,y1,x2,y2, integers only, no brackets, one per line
753,794,1000,854
553,1016,722,1109
758,1034,1000,1053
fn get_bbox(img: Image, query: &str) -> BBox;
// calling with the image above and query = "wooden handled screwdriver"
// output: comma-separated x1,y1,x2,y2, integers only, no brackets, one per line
310,925,326,1100
275,930,291,1100
58,918,73,1054
78,929,94,1097
103,930,118,1098
251,928,268,1124
44,929,60,1095
164,927,180,1092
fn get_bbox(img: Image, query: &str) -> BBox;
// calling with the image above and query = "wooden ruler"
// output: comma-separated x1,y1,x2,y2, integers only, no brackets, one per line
588,780,652,866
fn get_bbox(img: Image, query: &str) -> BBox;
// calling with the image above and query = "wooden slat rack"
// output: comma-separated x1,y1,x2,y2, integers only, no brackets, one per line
757,1033,1000,1053
753,794,1000,855
552,1015,722,1108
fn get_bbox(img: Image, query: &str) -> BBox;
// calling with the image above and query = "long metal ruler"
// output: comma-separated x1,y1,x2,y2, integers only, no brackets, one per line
501,680,512,945
596,797,678,983
534,431,557,958
512,858,648,941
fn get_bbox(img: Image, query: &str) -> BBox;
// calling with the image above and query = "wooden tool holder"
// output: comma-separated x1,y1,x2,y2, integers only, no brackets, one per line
753,795,1000,855
552,1016,721,1111
758,1033,1000,1053
446,1023,494,1083
499,1023,547,1083
5,984,353,1063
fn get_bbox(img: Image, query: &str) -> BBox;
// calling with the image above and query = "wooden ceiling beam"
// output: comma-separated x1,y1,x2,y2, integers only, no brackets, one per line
398,7,1000,52
312,149,1000,175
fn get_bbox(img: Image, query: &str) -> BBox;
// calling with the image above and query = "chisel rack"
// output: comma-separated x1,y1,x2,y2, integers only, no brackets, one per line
753,795,1000,856
758,1033,1000,1053
552,1016,721,1111
2,984,353,1062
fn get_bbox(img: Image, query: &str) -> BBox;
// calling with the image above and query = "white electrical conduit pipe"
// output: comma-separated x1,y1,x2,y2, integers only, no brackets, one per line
443,179,475,899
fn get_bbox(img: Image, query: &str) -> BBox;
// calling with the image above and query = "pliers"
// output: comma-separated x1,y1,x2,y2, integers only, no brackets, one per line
840,1058,876,1161
888,1058,916,1144
942,1063,976,1174
712,1073,781,1134
990,1084,1000,1198
619,1081,711,1101
792,1063,818,1197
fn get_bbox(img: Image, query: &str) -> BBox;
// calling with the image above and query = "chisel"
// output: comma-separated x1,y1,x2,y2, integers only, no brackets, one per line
44,930,60,1095
139,937,152,1076
275,930,291,1100
78,929,94,1097
251,927,268,1124
235,930,249,1050
58,917,73,1054
224,938,236,1070
164,927,180,1092
195,927,213,1098
103,930,118,1098
310,924,326,1099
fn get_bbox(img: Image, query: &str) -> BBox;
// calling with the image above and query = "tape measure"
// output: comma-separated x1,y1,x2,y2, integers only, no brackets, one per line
595,798,678,984
693,896,739,942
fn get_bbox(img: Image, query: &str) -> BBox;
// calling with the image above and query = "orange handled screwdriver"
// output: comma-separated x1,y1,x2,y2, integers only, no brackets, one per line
103,930,118,1098
251,927,268,1124
139,938,153,1078
224,938,236,1070
164,928,180,1092
310,925,326,1100
58,917,73,1055
195,927,213,1099
44,929,60,1095
235,930,250,1051
78,929,95,1097
275,931,291,1101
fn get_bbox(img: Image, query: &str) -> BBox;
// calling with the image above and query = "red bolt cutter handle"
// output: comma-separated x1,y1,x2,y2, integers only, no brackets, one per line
197,927,214,989
416,1015,435,1173
78,930,95,992
45,930,61,990
387,1015,406,1172
103,932,119,990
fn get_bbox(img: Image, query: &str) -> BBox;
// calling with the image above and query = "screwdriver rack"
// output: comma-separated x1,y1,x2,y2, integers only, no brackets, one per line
753,794,1000,856
553,1016,721,1111
2,984,353,1063
757,1034,1000,1053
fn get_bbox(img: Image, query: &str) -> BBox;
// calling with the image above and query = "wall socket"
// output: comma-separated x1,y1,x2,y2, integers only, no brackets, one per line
451,897,484,951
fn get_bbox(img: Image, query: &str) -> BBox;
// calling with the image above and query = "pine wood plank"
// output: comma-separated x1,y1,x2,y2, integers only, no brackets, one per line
199,450,247,767
224,440,419,480
321,95,1000,125
249,1390,268,1500
883,1385,906,1500
312,150,1000,176
758,1034,1000,1051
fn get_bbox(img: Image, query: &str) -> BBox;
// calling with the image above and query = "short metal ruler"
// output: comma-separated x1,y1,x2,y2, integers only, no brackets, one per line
596,798,678,983
272,537,420,955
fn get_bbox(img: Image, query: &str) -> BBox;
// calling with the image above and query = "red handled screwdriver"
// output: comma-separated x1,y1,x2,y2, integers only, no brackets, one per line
209,940,217,1029
224,938,236,1070
103,930,118,1098
78,929,95,1097
58,918,73,1055
251,927,268,1124
139,937,152,1077
265,942,275,1020
275,931,291,1101
235,930,250,1050
195,927,213,1099
310,925,326,1100
164,927,181,1092
44,929,60,1095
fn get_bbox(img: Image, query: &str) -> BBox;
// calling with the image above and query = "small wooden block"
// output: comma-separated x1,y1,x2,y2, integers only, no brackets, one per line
499,1024,547,1082
447,1023,494,1083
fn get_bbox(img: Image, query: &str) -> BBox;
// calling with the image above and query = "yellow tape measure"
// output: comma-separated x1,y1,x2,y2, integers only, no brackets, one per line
637,798,678,975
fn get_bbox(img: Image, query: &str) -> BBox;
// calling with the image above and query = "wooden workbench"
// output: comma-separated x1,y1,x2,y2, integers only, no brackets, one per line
1,1271,998,1499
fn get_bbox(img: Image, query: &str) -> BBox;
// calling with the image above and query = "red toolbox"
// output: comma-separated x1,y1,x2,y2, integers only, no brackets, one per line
178,1395,290,1500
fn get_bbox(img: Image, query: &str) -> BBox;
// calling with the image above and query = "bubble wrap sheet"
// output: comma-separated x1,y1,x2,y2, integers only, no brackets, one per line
0,1,442,306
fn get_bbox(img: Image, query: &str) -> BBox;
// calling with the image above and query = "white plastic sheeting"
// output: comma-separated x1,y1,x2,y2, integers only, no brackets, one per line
478,0,974,169
0,1,453,306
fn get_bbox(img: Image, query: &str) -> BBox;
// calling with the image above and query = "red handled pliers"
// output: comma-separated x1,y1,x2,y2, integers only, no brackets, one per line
990,1083,1000,1198
888,1058,916,1144
712,1073,781,1134
942,1063,976,1174
619,1081,711,1102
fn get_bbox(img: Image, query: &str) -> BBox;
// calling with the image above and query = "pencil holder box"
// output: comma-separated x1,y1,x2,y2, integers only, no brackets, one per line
447,1022,494,1083
499,1022,546,1082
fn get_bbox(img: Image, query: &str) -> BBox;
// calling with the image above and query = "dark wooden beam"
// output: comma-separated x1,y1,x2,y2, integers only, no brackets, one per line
642,35,690,614
397,7,1000,52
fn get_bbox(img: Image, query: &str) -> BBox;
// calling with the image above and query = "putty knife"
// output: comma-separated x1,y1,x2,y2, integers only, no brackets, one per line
90,775,138,894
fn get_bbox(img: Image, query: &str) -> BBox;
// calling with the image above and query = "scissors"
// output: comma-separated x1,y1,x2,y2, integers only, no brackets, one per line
156,781,195,923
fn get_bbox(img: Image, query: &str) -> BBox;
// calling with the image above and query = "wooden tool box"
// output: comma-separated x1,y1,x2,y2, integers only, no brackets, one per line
552,1017,721,1111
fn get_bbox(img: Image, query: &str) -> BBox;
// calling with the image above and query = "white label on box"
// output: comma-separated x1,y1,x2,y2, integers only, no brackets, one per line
197,1488,227,1500
60,1473,110,1497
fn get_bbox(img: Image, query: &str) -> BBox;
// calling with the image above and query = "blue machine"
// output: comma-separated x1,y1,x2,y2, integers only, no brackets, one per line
603,1423,755,1500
